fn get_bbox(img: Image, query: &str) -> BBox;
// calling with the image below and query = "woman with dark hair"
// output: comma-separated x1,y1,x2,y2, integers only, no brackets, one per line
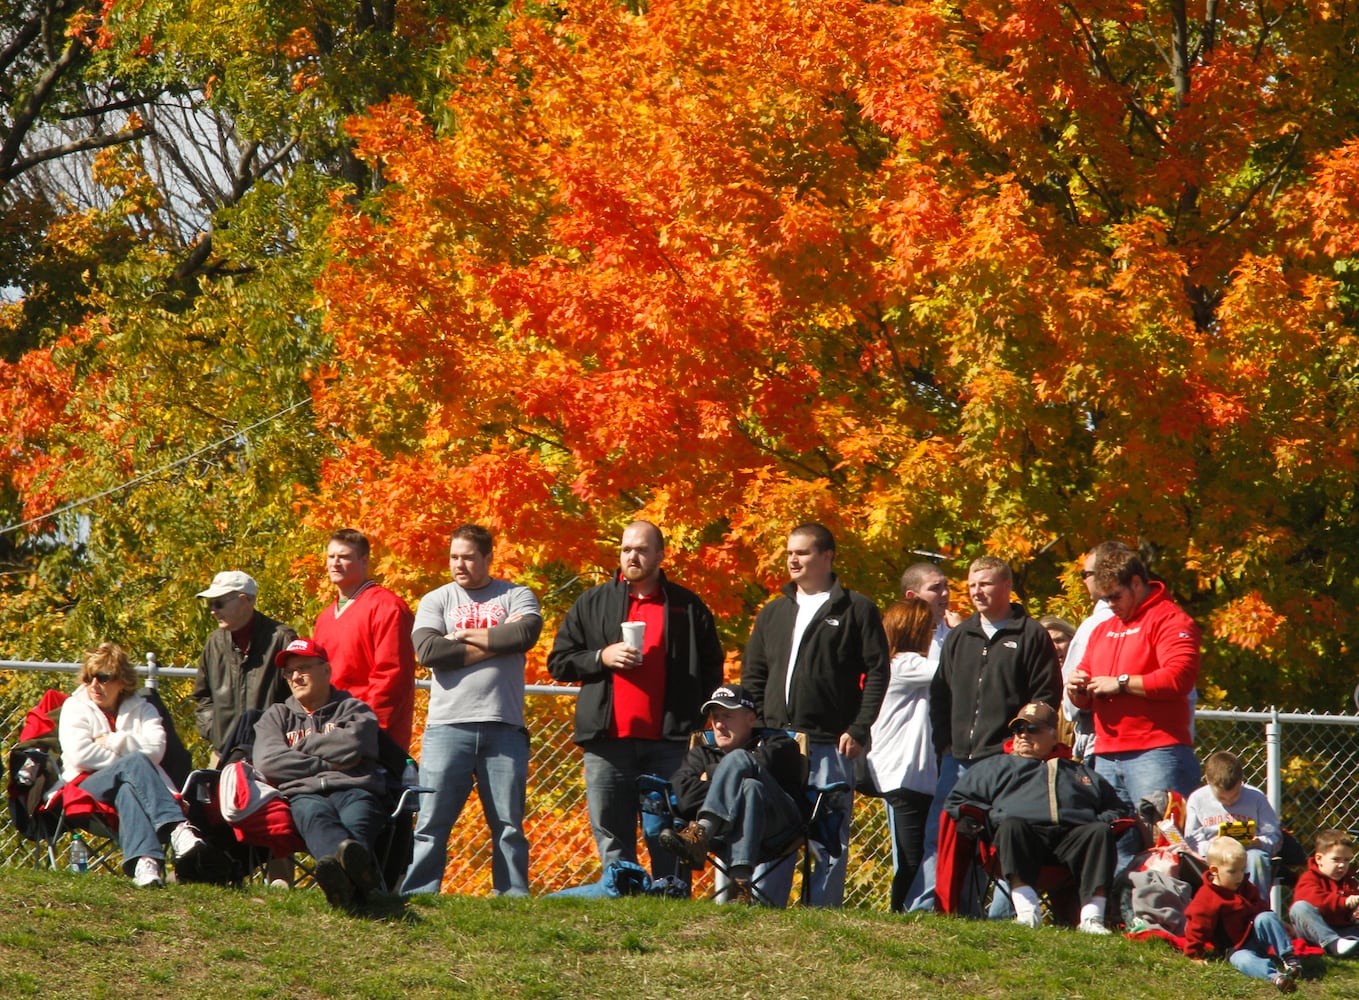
58,641,203,887
864,598,937,912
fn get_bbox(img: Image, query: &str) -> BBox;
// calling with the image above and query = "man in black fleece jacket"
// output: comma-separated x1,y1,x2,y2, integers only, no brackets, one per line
742,522,889,907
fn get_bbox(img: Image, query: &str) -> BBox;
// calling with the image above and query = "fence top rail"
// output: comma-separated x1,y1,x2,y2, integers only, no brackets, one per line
3,661,1353,717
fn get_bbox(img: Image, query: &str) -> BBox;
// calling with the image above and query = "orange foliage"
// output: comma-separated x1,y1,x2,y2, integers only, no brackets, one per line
304,0,1359,714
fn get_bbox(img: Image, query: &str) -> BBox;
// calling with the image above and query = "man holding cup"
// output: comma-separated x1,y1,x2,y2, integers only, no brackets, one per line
548,520,725,880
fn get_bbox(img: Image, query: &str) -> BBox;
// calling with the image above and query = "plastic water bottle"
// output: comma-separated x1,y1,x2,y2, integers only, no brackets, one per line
401,757,419,787
69,833,88,874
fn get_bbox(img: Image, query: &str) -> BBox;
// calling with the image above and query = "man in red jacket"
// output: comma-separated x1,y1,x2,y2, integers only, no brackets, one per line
312,528,417,752
1065,544,1200,871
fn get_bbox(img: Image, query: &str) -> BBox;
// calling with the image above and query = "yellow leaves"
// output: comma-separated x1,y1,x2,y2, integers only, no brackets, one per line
1210,592,1285,652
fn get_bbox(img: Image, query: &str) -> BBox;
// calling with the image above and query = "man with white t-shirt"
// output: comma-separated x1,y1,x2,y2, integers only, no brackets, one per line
1062,545,1124,761
741,522,890,907
402,524,543,896
900,561,959,664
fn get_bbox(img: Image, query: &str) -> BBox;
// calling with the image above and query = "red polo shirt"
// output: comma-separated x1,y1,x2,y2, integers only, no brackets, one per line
610,587,667,740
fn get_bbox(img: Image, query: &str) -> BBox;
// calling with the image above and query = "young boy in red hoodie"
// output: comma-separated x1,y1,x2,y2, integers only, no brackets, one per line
1289,829,1359,957
1184,836,1300,992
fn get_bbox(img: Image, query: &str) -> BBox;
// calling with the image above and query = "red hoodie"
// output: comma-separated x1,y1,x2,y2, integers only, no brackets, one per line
1184,877,1269,958
1292,857,1359,929
1076,580,1199,753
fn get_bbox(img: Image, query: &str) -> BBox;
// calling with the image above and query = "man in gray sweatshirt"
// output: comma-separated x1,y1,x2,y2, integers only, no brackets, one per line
401,524,543,896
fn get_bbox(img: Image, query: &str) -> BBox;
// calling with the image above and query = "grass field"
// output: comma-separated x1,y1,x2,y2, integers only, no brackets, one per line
2,868,1357,999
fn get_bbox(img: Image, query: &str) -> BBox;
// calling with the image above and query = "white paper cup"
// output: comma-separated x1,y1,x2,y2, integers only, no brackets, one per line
621,621,646,650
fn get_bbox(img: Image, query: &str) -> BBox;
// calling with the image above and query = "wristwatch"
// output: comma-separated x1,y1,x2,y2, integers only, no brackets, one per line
1117,673,1130,694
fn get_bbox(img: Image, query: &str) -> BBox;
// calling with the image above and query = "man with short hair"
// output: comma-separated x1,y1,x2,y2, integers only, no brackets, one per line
1060,545,1123,761
401,525,543,897
742,522,890,907
253,637,388,909
943,701,1131,932
313,528,418,752
1066,546,1201,869
906,555,1062,911
192,570,296,766
660,683,808,904
547,520,725,879
899,561,956,664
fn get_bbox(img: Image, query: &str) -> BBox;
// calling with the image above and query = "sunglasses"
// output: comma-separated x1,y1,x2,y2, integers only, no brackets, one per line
207,594,241,611
281,662,319,678
1010,723,1045,736
89,672,118,685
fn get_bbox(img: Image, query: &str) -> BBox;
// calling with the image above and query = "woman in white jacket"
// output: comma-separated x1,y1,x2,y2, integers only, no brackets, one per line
58,642,203,886
864,599,937,912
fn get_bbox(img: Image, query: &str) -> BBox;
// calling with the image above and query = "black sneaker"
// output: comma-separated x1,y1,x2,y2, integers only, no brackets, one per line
337,839,378,901
314,856,354,909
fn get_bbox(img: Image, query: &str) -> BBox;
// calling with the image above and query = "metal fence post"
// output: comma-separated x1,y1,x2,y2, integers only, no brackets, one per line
145,651,158,691
1266,706,1283,915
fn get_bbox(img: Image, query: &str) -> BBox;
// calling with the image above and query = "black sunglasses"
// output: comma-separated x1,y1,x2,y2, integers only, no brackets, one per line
1010,723,1044,736
207,594,241,611
89,672,117,684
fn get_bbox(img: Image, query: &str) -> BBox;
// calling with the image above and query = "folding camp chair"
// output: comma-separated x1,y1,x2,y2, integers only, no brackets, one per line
6,689,122,873
639,728,850,906
938,804,1138,925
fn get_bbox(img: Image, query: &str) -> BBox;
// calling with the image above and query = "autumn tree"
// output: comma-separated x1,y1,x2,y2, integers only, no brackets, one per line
314,0,1359,710
0,1,512,663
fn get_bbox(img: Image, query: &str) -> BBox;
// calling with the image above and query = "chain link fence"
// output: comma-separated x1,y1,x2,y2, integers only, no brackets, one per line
3,662,1356,909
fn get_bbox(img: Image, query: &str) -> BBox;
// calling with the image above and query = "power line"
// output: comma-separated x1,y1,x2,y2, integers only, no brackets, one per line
0,397,312,538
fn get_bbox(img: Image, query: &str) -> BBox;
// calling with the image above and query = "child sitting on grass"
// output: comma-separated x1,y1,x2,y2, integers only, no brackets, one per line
1184,836,1300,993
1183,750,1281,895
1289,829,1359,957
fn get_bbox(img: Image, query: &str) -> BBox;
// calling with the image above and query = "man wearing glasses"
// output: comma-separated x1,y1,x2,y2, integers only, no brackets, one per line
1059,544,1125,762
1065,544,1202,872
254,637,388,909
193,570,296,767
944,701,1131,932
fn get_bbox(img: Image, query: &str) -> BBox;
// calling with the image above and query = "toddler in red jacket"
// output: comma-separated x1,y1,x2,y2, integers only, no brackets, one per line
1288,829,1359,957
1184,837,1300,992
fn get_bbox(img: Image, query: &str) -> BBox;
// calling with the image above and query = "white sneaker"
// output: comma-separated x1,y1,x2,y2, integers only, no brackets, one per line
133,856,164,888
1078,917,1112,935
1013,909,1042,929
1330,936,1359,957
169,822,205,862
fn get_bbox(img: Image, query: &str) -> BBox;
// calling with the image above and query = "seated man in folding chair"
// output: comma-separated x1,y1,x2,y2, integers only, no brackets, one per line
943,701,1132,933
657,683,808,904
253,637,388,909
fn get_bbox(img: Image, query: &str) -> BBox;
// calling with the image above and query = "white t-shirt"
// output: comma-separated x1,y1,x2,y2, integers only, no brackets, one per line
785,589,832,703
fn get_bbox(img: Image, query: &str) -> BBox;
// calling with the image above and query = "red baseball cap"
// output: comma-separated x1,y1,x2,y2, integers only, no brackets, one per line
274,637,328,667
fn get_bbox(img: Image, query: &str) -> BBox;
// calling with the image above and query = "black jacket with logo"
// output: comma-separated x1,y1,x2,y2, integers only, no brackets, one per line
741,576,889,746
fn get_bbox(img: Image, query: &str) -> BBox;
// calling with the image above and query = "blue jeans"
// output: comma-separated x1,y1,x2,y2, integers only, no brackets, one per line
288,787,385,862
77,753,184,876
906,753,983,913
581,737,689,879
1289,900,1347,949
1228,913,1294,982
700,749,803,870
1092,744,1200,873
752,742,853,908
402,722,530,896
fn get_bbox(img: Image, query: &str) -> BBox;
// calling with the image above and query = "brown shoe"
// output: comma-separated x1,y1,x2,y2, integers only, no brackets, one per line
727,878,755,905
658,821,710,867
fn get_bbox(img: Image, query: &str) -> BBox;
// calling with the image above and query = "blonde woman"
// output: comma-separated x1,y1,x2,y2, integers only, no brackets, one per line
58,641,203,886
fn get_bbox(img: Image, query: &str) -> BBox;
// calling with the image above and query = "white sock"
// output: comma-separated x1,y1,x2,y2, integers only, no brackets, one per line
1011,885,1040,919
1080,899,1107,924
